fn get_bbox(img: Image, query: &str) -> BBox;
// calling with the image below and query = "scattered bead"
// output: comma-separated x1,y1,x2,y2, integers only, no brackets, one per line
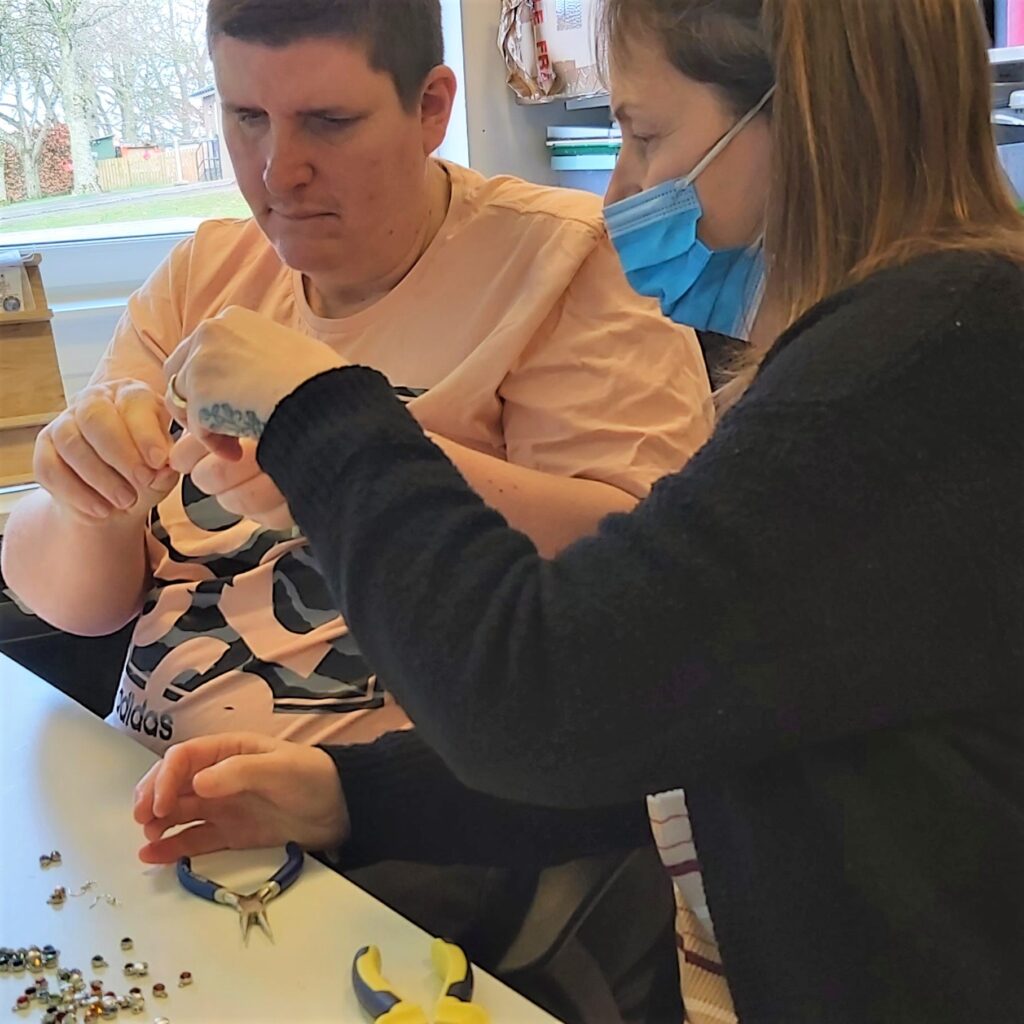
47,887,67,907
152,984,167,999
177,971,192,988
120,938,133,952
12,994,31,1012
153,1018,170,1024
91,956,107,969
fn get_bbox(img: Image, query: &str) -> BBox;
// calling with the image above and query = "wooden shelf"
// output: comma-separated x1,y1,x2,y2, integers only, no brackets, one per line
0,254,66,487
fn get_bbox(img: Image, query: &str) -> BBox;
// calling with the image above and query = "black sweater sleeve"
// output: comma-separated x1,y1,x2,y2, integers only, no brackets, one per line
259,254,1023,810
321,731,651,869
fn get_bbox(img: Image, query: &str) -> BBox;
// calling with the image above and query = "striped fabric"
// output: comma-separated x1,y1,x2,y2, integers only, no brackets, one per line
647,789,737,1024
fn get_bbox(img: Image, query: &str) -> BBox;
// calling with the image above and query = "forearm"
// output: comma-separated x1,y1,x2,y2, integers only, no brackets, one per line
322,732,651,870
2,490,149,636
428,435,636,557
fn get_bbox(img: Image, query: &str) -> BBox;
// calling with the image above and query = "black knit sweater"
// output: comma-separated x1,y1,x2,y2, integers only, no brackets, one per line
259,252,1024,1023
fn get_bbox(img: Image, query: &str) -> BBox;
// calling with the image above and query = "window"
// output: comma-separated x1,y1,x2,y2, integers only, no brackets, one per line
0,0,245,247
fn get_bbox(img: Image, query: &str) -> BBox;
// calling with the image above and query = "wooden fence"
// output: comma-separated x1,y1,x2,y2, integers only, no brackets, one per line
96,145,204,192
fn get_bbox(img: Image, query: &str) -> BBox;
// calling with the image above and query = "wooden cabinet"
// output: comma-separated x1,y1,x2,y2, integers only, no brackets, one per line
0,255,67,486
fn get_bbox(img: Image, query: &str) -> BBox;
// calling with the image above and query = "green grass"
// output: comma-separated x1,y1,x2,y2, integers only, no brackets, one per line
0,188,252,233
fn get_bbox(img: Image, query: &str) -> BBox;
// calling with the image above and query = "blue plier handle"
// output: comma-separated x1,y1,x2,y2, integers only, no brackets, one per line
176,841,304,945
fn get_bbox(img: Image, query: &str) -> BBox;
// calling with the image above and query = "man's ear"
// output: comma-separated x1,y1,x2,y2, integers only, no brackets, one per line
418,65,458,155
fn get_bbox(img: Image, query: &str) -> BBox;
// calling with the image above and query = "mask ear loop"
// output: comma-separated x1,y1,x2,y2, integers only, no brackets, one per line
684,85,777,187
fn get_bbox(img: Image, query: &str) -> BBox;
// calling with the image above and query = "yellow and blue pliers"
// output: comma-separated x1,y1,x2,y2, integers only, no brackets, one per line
352,938,490,1024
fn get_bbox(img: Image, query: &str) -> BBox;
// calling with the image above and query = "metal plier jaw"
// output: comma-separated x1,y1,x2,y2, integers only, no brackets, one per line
214,881,283,944
177,842,303,946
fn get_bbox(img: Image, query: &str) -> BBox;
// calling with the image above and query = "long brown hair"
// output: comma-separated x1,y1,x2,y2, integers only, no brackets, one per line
600,0,774,119
602,0,1023,335
764,0,1024,326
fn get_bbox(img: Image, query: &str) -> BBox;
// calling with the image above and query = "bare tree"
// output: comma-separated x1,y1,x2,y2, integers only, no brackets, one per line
1,0,212,203
88,0,208,145
28,0,115,193
0,10,58,200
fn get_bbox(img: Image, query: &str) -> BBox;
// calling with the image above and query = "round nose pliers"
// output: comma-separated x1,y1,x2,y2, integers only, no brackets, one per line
176,841,304,945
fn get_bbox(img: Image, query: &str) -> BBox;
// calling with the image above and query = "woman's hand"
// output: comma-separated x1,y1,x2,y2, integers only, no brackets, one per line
133,733,350,863
164,306,345,461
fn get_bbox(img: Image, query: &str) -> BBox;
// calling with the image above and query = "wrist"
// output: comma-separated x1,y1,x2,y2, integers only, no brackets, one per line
312,747,352,851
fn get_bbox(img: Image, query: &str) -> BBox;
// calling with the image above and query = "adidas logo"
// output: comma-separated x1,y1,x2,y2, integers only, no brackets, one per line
115,688,174,742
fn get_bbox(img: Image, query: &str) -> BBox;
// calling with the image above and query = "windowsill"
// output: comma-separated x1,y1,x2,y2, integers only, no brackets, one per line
0,218,204,249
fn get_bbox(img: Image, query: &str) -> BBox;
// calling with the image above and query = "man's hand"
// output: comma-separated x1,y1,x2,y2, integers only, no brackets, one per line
170,433,295,531
134,733,350,863
164,307,345,462
34,379,178,522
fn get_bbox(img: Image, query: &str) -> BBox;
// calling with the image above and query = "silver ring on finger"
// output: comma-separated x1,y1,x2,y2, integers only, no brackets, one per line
166,373,189,415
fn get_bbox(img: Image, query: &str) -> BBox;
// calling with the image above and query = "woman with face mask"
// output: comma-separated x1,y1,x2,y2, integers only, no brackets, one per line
136,0,1023,1020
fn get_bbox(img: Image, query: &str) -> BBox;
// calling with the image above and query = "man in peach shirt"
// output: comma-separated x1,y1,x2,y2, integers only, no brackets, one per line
3,0,712,755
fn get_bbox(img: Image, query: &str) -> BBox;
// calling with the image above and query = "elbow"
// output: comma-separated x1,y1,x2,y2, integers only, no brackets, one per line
1,531,139,639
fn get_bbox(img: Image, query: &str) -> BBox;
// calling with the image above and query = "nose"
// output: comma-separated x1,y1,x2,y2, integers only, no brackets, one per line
604,157,642,208
262,127,314,196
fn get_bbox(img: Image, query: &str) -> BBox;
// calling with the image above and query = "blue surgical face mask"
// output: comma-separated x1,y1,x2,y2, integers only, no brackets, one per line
604,87,775,339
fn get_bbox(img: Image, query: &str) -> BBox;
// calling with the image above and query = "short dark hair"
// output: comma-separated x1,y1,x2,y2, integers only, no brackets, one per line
207,0,444,109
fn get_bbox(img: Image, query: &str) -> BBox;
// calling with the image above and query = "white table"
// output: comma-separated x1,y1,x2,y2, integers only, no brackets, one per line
0,654,561,1022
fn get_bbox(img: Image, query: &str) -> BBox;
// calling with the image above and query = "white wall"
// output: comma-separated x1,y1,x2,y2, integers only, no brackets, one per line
457,0,610,183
